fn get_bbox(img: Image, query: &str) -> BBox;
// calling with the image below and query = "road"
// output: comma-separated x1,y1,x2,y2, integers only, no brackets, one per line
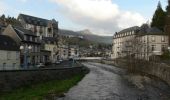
58,62,170,100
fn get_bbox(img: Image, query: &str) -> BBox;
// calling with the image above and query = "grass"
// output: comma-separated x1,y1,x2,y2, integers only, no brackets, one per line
0,74,85,100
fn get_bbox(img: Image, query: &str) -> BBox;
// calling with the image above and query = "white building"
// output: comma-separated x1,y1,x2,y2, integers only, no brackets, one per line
69,45,79,58
135,24,169,60
112,24,169,60
112,26,139,59
0,35,20,70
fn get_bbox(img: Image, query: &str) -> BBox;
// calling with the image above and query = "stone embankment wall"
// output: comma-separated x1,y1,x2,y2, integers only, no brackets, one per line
0,66,89,92
101,59,170,85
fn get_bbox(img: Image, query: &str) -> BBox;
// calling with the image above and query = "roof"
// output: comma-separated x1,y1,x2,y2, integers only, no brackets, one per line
137,24,166,35
12,25,37,40
18,14,58,27
12,26,36,37
117,26,139,34
0,35,19,51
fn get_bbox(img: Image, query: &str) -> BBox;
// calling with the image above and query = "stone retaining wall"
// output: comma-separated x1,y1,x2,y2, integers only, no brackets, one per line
0,66,89,92
101,59,170,85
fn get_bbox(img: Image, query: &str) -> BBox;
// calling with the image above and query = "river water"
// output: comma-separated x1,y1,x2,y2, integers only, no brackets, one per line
57,62,170,100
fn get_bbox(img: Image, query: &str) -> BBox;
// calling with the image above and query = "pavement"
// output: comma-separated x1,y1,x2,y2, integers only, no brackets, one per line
57,62,170,100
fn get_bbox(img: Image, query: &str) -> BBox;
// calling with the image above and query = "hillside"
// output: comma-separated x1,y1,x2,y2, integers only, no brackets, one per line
59,29,112,44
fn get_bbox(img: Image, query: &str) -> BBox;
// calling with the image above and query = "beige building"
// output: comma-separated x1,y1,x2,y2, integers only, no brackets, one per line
3,25,41,67
18,14,58,38
0,35,20,70
112,24,169,60
135,24,169,60
42,37,59,63
59,45,69,60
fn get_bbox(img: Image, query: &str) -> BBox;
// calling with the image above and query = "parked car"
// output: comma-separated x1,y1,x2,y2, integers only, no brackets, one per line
59,59,63,62
36,63,45,68
55,61,60,65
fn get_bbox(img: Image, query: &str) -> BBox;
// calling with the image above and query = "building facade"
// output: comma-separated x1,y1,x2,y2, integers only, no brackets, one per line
135,24,169,60
42,37,59,63
112,24,169,60
18,14,58,38
68,45,79,59
112,26,139,59
3,25,41,67
0,35,20,70
59,44,69,60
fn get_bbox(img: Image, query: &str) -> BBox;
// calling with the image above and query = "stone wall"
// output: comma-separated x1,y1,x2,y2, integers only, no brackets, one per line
101,59,170,85
0,66,89,92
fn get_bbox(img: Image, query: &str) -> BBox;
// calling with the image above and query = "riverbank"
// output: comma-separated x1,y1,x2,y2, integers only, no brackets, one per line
100,59,170,86
0,73,86,100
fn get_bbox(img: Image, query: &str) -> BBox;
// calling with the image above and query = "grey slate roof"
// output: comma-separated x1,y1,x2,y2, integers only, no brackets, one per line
12,25,37,40
0,35,19,51
117,26,140,34
19,14,48,26
18,14,58,28
137,24,166,35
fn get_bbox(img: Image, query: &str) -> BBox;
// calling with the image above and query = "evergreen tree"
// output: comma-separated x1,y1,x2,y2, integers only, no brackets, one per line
151,1,166,31
166,0,170,13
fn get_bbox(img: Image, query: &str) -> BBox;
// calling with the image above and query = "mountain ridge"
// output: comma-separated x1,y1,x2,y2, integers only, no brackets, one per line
59,29,112,44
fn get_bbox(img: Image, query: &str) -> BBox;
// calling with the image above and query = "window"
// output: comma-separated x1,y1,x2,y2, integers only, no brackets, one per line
151,45,156,51
16,52,19,60
143,37,146,43
24,36,27,40
161,36,165,42
161,45,166,52
30,36,32,41
13,63,16,69
3,63,6,70
151,36,155,42
7,52,11,60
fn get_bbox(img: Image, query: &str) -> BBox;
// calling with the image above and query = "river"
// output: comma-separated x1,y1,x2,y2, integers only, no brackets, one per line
57,62,170,100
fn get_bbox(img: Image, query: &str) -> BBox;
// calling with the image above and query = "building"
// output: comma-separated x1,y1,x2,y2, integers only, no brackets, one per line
112,26,139,59
68,45,79,58
0,35,20,70
42,37,59,63
0,24,6,34
18,14,58,38
2,24,41,67
40,50,51,64
112,24,169,60
136,24,168,60
59,44,69,60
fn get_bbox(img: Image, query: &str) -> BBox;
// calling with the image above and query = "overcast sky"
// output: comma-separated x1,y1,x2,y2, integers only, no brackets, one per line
0,0,168,36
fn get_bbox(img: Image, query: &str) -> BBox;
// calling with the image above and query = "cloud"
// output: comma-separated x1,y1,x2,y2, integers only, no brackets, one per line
51,0,146,36
0,2,8,15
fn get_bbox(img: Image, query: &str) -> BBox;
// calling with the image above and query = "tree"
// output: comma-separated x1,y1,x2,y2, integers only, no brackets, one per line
151,1,166,31
166,0,170,13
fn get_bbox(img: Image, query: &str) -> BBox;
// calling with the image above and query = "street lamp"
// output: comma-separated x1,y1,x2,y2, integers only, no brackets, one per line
20,45,32,69
168,47,170,52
